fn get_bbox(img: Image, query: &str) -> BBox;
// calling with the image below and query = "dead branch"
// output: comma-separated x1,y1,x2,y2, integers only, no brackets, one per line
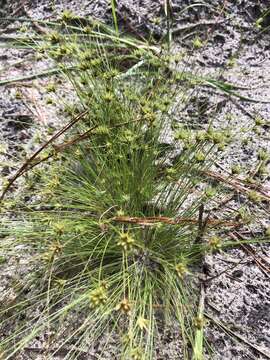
0,110,89,202
229,231,270,277
203,170,270,201
172,20,224,36
112,215,243,228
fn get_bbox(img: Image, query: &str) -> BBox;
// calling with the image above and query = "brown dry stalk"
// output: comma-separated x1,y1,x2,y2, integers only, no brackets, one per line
203,170,270,201
24,347,87,360
23,125,99,173
0,110,89,202
53,117,141,152
195,204,208,244
0,115,143,202
172,20,224,35
229,232,270,277
52,125,98,152
112,216,243,228
24,117,143,171
205,313,270,359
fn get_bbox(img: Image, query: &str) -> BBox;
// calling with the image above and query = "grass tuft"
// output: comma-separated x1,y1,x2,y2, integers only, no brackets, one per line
0,12,269,360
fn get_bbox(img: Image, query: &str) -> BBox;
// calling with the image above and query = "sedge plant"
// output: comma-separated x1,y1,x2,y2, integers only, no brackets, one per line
0,14,269,360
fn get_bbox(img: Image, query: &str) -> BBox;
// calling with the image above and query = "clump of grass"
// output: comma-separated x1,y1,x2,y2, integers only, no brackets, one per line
0,13,269,360
1,66,211,358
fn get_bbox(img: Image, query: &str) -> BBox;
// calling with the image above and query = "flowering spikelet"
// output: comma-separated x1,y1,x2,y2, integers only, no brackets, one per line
93,125,110,135
117,232,135,251
136,316,149,332
49,241,63,255
208,236,222,251
42,241,63,262
175,263,188,278
53,222,66,235
115,298,132,315
194,315,206,329
89,286,107,308
130,347,143,360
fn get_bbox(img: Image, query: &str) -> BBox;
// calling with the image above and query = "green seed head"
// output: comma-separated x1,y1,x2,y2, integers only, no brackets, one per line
211,131,225,145
166,167,177,180
208,236,222,251
248,190,262,203
48,31,61,44
175,263,188,278
258,149,269,161
204,186,217,198
116,209,125,217
136,316,149,331
231,164,241,175
194,315,205,329
143,111,156,124
117,232,135,251
53,222,66,235
192,37,203,49
174,129,190,141
46,97,54,105
46,83,56,93
195,131,208,142
195,151,206,162
90,58,102,67
130,347,143,360
83,25,93,34
217,143,225,152
54,278,67,289
256,17,263,29
61,9,77,23
122,130,136,143
89,287,107,308
79,61,91,71
258,165,269,176
255,117,264,126
93,126,110,135
104,92,114,102
227,57,236,68
15,90,22,99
